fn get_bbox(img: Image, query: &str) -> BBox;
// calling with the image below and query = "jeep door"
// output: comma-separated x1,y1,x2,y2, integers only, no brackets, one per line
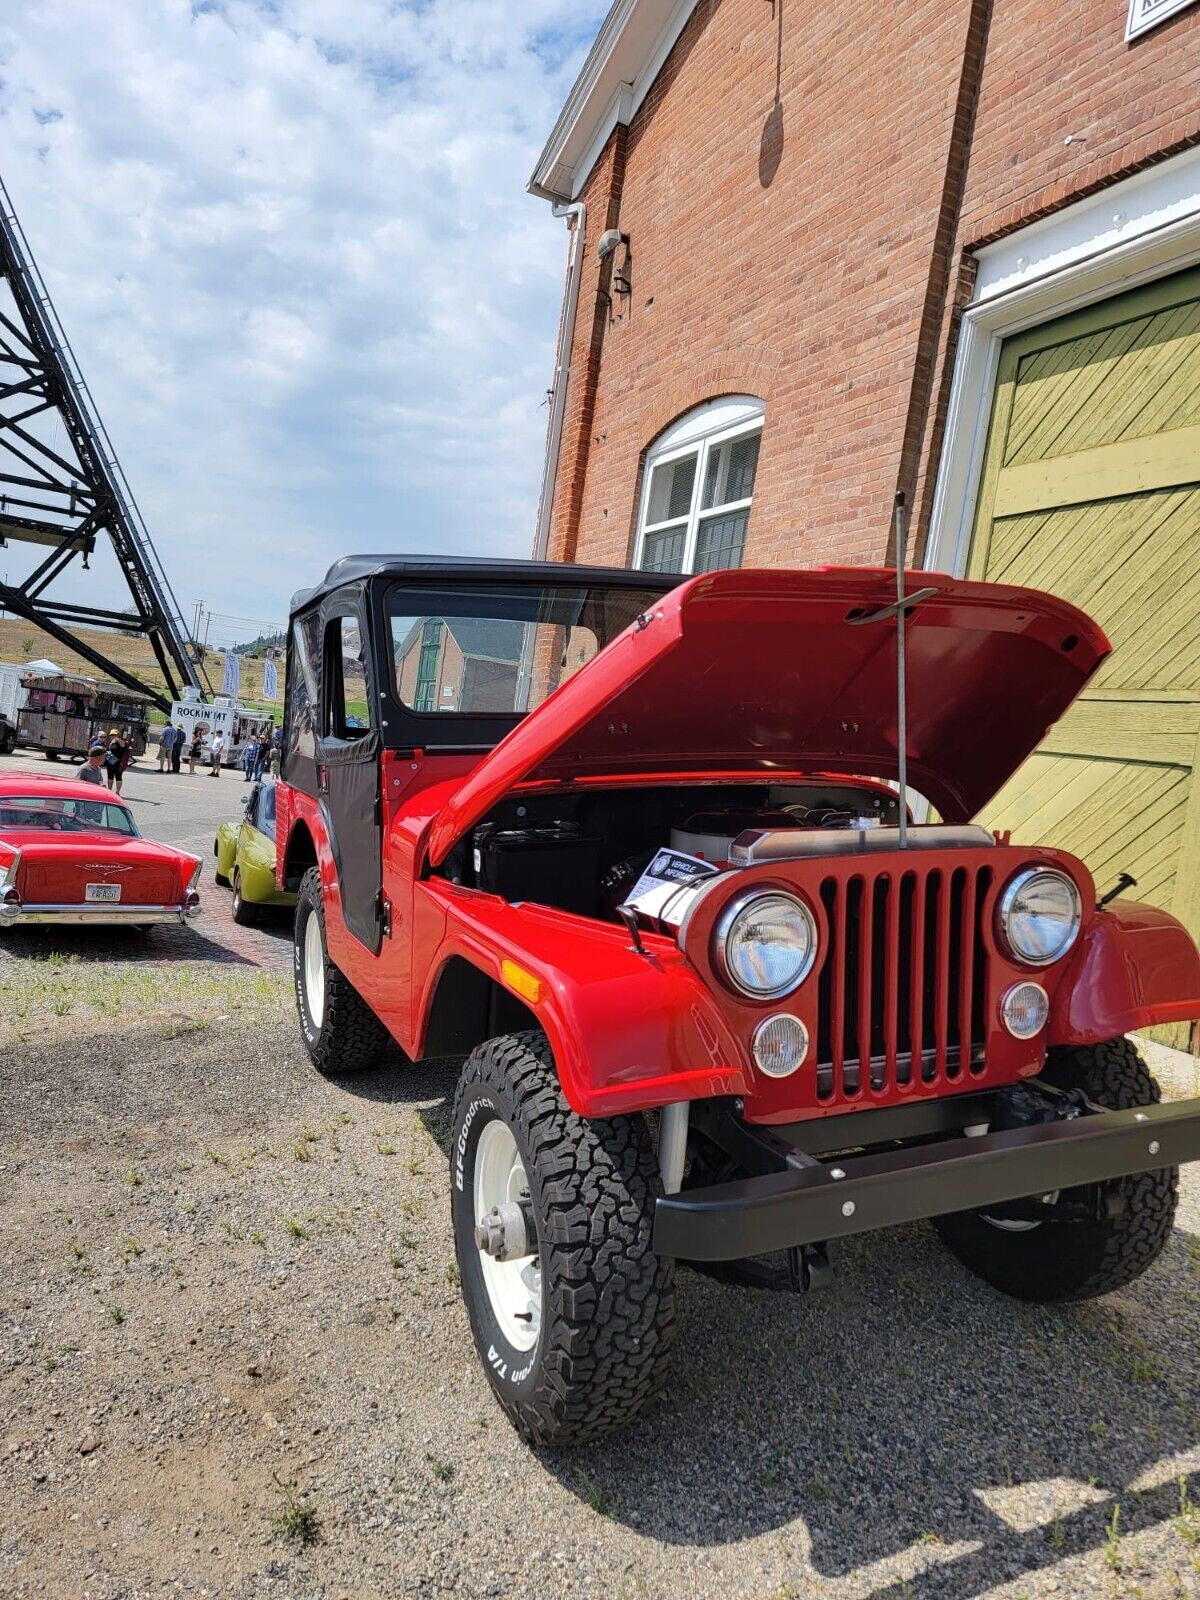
317,601,383,953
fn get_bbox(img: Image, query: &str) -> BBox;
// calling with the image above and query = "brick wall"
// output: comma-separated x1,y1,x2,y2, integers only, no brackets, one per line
912,0,1200,546
542,0,1200,572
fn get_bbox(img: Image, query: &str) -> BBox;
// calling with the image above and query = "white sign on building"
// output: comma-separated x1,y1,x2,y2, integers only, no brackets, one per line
1126,0,1198,39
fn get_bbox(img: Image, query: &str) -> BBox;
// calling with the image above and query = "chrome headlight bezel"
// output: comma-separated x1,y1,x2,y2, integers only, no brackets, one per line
713,888,818,1001
997,867,1082,968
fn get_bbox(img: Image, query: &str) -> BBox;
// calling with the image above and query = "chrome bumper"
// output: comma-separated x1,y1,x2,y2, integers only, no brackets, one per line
0,899,201,927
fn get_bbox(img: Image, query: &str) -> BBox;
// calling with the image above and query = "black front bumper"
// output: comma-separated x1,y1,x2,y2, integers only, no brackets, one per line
653,1095,1200,1261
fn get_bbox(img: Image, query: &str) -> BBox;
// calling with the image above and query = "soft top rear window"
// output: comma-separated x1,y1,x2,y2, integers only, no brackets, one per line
388,582,662,716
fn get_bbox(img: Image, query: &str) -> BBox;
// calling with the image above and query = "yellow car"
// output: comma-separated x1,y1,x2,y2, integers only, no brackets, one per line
213,779,296,925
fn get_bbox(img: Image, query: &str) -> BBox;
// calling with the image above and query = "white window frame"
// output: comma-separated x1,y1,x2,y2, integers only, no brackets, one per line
925,144,1200,578
632,396,764,574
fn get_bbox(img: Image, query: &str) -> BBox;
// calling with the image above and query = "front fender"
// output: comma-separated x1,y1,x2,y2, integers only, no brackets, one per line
421,884,749,1117
215,823,237,878
1048,900,1200,1046
241,831,284,903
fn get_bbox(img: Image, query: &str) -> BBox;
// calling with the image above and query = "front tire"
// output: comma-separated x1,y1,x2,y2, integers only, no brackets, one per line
230,869,256,926
935,1037,1178,1302
293,866,387,1076
450,1031,675,1445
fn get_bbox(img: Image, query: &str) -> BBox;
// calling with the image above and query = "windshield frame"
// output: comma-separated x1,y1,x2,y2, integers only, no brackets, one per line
285,568,680,776
385,579,667,723
376,576,678,748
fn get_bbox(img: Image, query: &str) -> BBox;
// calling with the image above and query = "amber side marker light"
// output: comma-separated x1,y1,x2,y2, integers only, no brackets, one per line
501,960,543,1006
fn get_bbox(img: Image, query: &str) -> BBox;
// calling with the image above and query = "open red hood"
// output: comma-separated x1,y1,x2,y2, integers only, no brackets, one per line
426,568,1109,866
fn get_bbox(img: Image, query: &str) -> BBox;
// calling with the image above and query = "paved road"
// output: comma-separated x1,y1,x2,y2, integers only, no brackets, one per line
0,745,292,971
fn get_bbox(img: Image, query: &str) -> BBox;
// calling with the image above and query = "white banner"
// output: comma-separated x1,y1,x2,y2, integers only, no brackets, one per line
263,658,278,701
221,652,240,696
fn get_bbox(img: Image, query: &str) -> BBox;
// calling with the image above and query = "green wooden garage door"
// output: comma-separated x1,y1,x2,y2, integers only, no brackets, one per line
967,266,1200,1046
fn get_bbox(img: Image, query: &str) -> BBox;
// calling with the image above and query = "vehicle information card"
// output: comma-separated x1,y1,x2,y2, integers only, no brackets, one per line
620,848,720,928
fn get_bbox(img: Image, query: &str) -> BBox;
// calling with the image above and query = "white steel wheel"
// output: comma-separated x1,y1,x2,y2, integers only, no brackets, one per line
473,1119,541,1353
303,910,326,1029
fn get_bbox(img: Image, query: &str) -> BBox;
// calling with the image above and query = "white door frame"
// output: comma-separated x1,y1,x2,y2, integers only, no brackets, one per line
925,144,1200,578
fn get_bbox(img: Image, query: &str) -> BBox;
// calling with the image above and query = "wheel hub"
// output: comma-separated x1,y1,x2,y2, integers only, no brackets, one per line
474,1199,535,1261
473,1121,541,1353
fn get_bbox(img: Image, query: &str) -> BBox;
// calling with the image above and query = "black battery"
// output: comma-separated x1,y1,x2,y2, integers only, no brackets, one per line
472,822,601,916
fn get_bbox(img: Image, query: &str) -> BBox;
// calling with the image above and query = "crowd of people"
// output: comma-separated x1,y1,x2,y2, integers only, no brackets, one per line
76,722,283,788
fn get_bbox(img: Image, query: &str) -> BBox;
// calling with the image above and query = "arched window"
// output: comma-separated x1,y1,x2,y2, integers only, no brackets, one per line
633,396,764,574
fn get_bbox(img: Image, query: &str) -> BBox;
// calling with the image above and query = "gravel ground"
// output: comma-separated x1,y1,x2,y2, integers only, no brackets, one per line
1,993,1198,1599
0,748,1198,1597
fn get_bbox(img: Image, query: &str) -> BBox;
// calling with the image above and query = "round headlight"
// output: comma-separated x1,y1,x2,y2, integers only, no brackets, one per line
998,868,1082,967
752,1014,810,1077
714,890,817,999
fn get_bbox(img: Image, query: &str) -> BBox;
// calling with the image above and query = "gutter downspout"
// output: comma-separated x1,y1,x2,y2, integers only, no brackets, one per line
531,200,586,560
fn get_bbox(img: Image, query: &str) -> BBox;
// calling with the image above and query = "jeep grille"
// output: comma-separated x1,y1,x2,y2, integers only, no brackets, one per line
815,863,992,1103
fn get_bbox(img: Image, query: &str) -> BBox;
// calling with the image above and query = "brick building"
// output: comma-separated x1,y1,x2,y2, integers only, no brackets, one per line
527,0,1200,1021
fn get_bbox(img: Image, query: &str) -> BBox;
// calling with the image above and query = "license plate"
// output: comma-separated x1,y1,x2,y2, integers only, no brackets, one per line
85,883,122,903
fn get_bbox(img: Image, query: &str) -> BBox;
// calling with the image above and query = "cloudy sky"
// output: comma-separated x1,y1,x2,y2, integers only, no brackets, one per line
0,0,607,645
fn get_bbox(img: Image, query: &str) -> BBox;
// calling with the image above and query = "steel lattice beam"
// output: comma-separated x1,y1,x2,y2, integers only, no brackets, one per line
0,175,210,711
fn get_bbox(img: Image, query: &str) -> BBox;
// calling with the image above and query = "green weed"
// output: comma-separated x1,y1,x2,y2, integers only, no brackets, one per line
271,1474,320,1546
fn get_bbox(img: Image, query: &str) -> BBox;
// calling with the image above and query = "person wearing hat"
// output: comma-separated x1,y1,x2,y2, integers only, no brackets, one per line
76,746,106,785
104,727,131,795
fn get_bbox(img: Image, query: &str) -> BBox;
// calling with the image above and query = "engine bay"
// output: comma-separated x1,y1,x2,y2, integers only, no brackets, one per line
438,780,988,922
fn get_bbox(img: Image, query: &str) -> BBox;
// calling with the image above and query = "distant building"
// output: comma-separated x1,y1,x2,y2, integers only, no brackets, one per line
529,0,1200,1036
393,615,525,714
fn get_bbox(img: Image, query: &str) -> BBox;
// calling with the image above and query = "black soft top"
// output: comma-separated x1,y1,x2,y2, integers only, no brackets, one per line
289,554,676,617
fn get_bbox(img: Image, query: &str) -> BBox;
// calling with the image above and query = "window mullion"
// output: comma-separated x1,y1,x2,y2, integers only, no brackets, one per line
683,437,709,573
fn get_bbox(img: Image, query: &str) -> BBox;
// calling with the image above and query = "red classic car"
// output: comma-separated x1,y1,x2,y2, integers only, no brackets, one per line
275,557,1200,1445
0,774,202,929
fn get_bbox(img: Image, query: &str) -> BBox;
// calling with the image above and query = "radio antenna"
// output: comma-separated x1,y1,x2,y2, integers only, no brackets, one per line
894,491,909,849
847,493,938,841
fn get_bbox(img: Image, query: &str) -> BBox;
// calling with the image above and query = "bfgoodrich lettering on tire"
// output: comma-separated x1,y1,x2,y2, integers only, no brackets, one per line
935,1036,1178,1301
450,1030,675,1445
293,866,388,1076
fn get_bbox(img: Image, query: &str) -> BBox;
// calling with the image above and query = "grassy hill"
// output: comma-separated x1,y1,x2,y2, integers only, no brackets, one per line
0,618,282,722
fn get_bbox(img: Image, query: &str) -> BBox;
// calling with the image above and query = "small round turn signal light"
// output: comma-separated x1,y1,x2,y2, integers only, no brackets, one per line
1001,981,1049,1040
752,1013,810,1078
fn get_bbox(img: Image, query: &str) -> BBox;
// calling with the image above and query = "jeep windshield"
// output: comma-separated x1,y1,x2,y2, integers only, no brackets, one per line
388,582,664,716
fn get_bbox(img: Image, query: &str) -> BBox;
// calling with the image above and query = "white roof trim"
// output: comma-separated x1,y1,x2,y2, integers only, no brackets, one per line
529,0,701,203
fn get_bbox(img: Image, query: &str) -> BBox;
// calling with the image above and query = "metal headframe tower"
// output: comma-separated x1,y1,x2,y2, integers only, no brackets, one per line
0,173,210,711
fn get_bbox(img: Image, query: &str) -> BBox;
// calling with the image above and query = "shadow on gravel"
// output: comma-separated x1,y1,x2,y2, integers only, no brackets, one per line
0,919,283,967
339,1056,461,1136
337,1062,1200,1593
541,1220,1200,1593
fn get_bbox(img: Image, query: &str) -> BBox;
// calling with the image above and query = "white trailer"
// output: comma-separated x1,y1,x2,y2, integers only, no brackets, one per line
170,694,273,768
0,661,27,722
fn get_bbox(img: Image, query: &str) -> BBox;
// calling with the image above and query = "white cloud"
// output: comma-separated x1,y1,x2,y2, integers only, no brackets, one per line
0,0,606,639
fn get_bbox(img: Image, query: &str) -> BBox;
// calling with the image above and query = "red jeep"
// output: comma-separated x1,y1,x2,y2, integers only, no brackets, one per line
276,557,1200,1444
